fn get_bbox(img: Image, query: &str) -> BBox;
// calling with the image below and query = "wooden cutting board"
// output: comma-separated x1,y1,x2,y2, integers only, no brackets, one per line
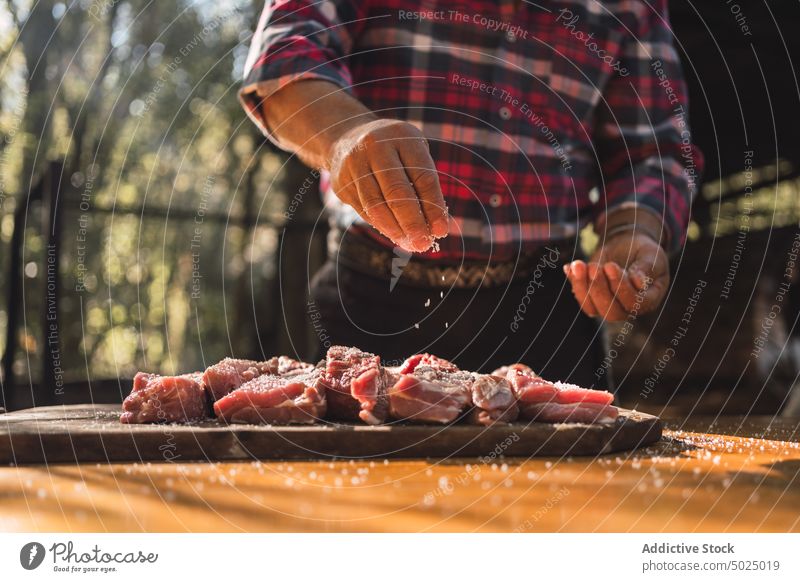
0,404,661,464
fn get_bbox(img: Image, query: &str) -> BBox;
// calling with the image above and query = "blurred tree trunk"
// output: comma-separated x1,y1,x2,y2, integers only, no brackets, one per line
2,1,56,395
17,1,55,189
275,155,326,361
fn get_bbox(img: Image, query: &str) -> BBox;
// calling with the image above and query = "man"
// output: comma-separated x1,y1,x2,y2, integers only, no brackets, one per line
239,0,701,387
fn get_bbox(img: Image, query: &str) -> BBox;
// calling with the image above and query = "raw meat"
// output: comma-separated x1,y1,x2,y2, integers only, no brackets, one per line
270,355,316,376
467,374,519,425
320,346,389,425
213,368,326,424
493,364,618,423
202,356,311,401
122,349,619,427
387,365,472,423
389,355,518,425
396,353,458,374
202,358,273,401
120,372,209,424
519,400,619,423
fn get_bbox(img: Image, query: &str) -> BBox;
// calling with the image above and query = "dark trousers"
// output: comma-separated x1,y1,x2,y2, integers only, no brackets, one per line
309,259,608,390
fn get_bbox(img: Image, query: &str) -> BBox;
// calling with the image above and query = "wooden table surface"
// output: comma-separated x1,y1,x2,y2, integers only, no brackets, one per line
0,416,798,532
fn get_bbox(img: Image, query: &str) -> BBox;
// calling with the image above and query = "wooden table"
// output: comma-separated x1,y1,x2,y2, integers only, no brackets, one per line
0,416,798,532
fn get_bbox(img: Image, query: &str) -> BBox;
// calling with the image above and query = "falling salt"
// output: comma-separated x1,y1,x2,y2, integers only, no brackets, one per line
424,298,431,307
440,291,444,298
414,323,420,329
445,322,449,328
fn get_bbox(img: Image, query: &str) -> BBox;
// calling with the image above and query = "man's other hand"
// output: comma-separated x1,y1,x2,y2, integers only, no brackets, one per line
563,231,669,322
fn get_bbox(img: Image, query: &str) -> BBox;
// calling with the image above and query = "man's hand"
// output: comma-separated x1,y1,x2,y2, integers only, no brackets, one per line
564,231,669,322
327,119,449,252
258,80,449,252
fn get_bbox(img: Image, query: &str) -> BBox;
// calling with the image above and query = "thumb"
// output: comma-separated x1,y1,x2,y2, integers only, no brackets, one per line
627,260,655,292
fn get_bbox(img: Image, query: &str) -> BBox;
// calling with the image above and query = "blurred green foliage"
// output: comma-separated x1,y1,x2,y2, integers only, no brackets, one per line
0,0,319,397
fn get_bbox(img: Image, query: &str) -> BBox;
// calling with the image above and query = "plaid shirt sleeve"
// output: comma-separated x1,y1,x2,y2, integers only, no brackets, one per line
239,0,367,138
593,0,703,253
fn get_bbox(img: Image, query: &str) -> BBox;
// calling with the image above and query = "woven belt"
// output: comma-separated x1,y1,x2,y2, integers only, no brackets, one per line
329,230,577,289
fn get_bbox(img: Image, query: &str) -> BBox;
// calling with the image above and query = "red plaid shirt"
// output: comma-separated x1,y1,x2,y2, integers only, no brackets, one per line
240,0,702,260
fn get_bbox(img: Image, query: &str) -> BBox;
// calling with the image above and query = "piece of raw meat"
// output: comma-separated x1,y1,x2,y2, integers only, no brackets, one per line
320,346,389,425
387,365,472,423
396,353,459,374
466,374,519,425
392,354,518,425
270,355,315,376
202,357,310,401
213,368,326,424
120,372,209,424
493,364,618,423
